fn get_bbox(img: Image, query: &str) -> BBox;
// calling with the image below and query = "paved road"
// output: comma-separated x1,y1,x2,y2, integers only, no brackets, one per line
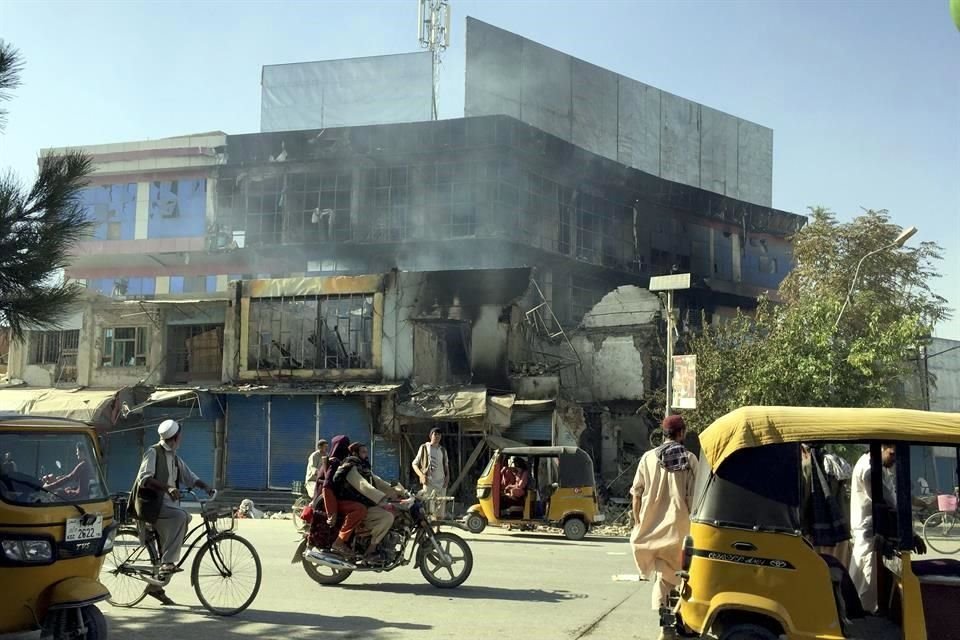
101,520,660,640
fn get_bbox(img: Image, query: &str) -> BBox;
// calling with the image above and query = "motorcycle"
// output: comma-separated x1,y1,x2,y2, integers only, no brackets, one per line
291,494,473,589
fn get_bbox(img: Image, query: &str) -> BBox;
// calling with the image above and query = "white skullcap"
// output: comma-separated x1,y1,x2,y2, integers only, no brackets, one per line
158,419,180,440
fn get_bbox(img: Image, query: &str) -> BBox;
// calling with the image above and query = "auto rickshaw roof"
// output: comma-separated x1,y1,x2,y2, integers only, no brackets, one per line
700,405,960,469
0,413,95,429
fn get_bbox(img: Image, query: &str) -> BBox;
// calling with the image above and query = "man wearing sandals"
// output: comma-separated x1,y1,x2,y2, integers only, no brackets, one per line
135,419,213,604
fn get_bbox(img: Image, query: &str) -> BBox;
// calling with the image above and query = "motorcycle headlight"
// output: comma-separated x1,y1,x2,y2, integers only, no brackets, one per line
2,539,53,563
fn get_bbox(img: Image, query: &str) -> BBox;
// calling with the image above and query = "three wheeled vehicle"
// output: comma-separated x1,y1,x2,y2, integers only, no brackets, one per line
672,406,960,640
464,446,603,540
0,415,115,639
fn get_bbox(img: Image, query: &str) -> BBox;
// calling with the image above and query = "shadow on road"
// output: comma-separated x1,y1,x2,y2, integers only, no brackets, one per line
469,536,598,547
340,582,588,603
480,533,627,544
107,606,431,638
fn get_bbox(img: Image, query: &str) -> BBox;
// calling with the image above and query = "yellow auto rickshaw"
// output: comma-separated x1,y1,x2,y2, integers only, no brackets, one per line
0,415,115,639
464,446,603,540
672,406,960,640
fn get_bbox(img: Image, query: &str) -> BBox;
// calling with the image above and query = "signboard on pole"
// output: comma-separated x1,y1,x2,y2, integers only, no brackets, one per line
671,355,697,409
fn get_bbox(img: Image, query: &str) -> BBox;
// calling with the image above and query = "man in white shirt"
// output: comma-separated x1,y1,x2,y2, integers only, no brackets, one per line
136,420,212,578
848,445,897,613
304,439,329,499
412,428,450,520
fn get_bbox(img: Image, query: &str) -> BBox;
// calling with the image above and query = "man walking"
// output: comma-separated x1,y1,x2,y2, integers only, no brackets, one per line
305,439,329,499
630,415,698,640
134,419,213,605
849,445,897,612
412,427,450,520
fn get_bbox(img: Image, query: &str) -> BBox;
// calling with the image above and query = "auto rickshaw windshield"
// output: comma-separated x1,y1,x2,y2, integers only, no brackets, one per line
0,431,108,505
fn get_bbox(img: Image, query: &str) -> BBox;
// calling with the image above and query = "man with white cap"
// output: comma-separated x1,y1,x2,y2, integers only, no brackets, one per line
135,418,212,602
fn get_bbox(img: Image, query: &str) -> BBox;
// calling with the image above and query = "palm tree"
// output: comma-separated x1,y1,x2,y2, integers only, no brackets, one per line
0,40,94,340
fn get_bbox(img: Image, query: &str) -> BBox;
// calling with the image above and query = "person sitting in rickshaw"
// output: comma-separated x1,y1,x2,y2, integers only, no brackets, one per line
501,457,529,512
42,444,91,499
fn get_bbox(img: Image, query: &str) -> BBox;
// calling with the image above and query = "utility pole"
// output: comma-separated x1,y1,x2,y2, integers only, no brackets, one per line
649,274,691,418
417,0,451,120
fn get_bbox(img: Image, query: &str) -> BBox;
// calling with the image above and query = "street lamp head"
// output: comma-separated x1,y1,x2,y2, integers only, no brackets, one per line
893,226,918,248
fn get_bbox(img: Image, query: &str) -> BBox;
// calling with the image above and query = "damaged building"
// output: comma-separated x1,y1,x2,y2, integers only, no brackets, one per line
3,18,807,506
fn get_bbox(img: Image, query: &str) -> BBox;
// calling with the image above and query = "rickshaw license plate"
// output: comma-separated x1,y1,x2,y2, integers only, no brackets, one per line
65,515,103,542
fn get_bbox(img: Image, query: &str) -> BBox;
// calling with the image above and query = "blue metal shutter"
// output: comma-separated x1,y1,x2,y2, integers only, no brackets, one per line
105,427,143,493
372,434,401,483
504,410,553,444
318,398,370,449
226,395,268,489
269,395,316,490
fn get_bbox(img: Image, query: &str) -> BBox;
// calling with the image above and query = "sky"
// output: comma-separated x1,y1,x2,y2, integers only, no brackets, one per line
1,0,958,336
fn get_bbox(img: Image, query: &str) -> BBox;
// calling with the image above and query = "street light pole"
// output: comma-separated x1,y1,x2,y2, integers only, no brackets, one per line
828,225,918,396
833,226,917,331
649,274,691,419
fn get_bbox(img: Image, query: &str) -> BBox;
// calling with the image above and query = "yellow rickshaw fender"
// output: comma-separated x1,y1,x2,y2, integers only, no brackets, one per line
45,576,110,610
702,592,794,636
467,504,483,514
559,510,587,522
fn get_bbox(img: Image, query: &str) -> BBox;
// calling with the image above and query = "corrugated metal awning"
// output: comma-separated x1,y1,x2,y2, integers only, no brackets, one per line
122,389,200,417
213,383,401,396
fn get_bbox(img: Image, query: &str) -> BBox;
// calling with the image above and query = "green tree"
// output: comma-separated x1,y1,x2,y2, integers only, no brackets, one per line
685,208,949,433
0,40,93,339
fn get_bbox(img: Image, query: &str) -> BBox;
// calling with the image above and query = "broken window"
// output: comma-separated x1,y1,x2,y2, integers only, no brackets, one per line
102,327,149,368
30,330,80,365
364,167,410,241
168,324,224,383
413,321,472,386
247,293,374,371
569,276,606,325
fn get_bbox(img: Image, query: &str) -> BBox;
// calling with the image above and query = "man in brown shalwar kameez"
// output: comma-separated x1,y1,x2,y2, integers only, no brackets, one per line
630,414,698,640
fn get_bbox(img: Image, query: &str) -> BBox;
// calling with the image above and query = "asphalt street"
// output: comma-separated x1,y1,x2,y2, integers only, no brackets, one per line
99,520,660,640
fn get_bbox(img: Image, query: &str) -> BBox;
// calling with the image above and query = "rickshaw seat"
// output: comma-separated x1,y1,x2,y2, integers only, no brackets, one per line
911,559,960,585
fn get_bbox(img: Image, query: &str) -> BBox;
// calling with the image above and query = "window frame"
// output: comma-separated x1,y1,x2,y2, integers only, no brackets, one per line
101,326,149,368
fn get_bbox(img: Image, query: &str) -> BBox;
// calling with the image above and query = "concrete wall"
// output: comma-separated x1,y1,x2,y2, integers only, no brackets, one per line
464,18,774,206
929,337,960,412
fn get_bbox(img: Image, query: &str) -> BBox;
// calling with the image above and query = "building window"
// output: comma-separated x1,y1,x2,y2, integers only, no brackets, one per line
569,276,606,325
758,256,778,275
102,327,149,368
30,330,80,365
168,324,223,383
247,294,374,371
363,167,410,241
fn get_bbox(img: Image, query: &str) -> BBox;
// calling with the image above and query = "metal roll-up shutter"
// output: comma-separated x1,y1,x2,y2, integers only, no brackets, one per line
226,395,268,489
372,434,401,483
318,398,370,449
269,395,316,489
105,427,143,493
143,407,216,488
504,410,553,445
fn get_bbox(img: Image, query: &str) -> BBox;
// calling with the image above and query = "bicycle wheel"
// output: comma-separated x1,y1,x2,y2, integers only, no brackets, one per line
192,532,262,616
292,496,310,534
923,511,960,554
100,526,157,607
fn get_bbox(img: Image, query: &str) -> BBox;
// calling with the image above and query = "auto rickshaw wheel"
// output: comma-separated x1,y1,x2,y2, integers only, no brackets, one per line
563,517,587,540
718,623,780,640
465,512,487,534
40,605,107,640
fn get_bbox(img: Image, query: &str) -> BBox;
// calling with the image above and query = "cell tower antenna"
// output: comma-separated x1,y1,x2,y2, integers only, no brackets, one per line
417,0,451,120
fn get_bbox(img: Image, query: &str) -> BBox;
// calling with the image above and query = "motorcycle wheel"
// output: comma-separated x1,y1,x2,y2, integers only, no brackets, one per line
301,551,353,586
418,531,473,589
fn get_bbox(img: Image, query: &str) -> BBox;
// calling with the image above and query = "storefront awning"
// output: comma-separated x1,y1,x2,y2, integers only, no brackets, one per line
122,389,200,417
0,387,120,425
395,386,488,421
212,383,401,396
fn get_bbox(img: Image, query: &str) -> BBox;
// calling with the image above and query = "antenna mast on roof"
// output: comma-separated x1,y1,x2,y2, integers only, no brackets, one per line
417,0,451,120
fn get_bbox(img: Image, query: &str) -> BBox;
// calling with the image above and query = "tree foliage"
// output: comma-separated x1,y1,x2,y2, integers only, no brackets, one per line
0,40,93,340
684,208,950,433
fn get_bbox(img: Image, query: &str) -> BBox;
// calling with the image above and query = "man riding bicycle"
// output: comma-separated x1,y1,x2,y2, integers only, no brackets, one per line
133,419,213,604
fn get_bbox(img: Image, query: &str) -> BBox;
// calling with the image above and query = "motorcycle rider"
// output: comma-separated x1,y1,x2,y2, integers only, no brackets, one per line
332,442,402,562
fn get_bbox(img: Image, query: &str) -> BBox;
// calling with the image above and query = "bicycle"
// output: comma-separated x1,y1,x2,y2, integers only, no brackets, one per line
922,492,960,555
100,489,263,616
291,480,310,534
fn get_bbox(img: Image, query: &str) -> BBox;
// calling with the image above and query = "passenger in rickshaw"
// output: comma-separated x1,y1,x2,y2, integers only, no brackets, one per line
41,443,91,499
501,456,529,513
